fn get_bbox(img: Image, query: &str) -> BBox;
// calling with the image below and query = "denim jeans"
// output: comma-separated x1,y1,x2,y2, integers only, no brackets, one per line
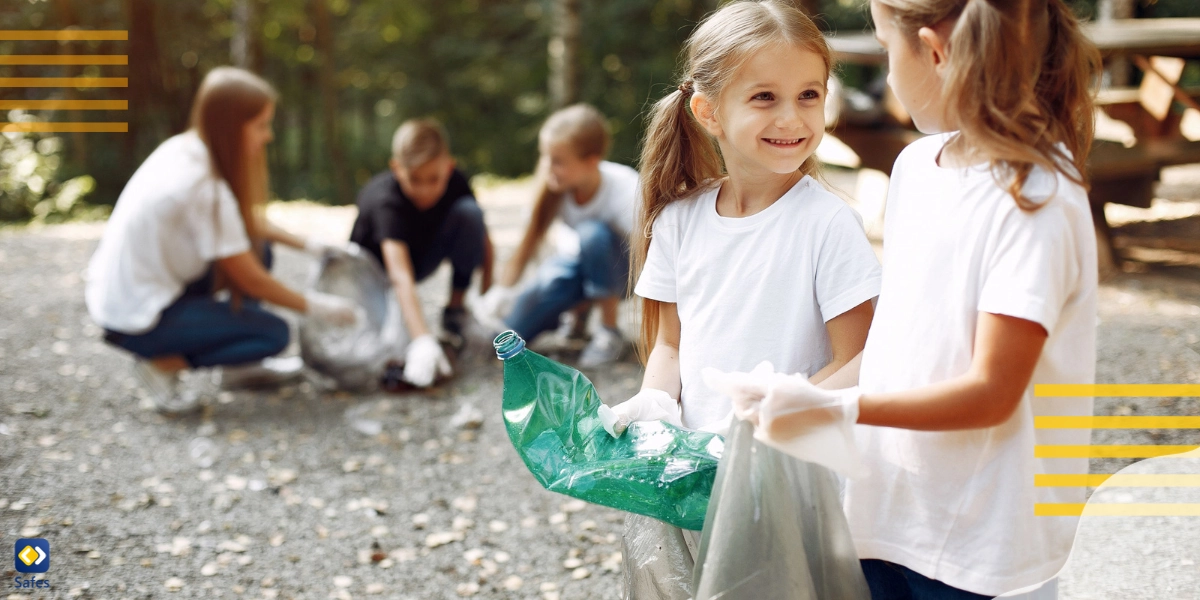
104,244,289,368
410,196,487,291
861,560,995,600
505,220,629,341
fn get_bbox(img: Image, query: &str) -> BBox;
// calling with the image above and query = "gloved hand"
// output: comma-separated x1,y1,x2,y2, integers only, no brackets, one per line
476,285,520,320
303,238,361,259
703,362,866,478
597,388,682,438
403,334,453,388
304,291,359,327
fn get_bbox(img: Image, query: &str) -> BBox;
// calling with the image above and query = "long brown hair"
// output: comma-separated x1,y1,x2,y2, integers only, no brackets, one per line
633,0,832,362
876,0,1100,208
506,104,611,285
188,67,277,302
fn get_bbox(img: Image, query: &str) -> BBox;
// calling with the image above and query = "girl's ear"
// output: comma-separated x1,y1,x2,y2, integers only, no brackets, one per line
916,25,951,77
690,92,723,139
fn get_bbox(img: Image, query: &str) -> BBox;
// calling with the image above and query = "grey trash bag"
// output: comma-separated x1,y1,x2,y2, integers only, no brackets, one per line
691,419,871,600
622,513,702,600
298,250,408,391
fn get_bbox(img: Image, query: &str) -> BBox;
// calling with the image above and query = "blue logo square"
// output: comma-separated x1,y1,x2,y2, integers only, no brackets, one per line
14,538,50,573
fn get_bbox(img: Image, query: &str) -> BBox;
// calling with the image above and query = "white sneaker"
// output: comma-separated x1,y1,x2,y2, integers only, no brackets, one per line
578,326,625,368
218,356,305,389
134,361,201,415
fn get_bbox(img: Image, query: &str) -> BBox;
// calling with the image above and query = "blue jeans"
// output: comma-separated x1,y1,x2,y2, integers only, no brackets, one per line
410,196,487,291
505,220,629,341
861,560,994,600
104,245,289,368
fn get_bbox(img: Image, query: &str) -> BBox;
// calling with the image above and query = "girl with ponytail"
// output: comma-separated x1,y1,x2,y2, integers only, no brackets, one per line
713,0,1103,597
86,67,358,413
606,2,881,595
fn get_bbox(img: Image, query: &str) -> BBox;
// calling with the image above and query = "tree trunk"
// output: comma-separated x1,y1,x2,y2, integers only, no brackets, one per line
313,0,350,203
231,0,261,72
126,0,164,168
548,0,580,110
1099,0,1135,86
53,0,86,163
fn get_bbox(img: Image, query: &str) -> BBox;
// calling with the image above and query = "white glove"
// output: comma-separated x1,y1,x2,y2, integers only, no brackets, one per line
598,388,682,438
476,285,520,320
403,334,452,388
304,291,359,327
703,362,866,478
303,238,360,259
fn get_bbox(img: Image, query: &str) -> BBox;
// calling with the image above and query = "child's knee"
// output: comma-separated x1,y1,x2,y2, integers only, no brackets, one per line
575,220,615,250
259,313,291,356
449,197,485,232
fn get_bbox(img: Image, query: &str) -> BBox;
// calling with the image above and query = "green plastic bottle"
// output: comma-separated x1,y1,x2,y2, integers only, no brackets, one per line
494,331,723,531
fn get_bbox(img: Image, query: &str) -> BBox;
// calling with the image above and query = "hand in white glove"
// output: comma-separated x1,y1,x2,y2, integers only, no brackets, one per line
703,362,859,436
403,334,452,388
304,291,359,327
303,238,361,259
597,388,682,438
703,362,866,478
476,285,520,320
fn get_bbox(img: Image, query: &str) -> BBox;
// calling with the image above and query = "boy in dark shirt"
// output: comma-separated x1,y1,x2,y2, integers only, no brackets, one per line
349,119,492,387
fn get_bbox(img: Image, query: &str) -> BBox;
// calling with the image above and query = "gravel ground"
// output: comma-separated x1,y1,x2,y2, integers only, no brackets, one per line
2,175,1200,599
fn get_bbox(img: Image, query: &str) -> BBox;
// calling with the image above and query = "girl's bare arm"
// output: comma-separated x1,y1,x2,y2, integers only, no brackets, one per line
642,302,683,400
809,300,873,385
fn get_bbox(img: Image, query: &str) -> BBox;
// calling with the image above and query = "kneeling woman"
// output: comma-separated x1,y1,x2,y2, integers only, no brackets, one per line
86,67,356,413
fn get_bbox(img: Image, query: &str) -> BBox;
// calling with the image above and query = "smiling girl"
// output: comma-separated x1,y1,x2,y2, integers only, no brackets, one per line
606,1,882,596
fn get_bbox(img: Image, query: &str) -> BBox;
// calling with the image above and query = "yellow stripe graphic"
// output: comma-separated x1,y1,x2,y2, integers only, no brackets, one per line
0,77,127,88
1035,416,1200,429
1036,384,1200,397
1036,445,1199,458
0,55,128,65
0,122,128,133
1036,474,1200,487
0,30,128,41
0,100,127,110
1037,503,1200,517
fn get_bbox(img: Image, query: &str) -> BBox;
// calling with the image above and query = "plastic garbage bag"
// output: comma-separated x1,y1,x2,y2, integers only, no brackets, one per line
299,250,408,391
494,331,722,531
622,513,701,600
692,418,871,600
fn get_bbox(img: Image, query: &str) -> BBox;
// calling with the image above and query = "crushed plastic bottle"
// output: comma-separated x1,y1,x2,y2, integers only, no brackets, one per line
494,331,722,531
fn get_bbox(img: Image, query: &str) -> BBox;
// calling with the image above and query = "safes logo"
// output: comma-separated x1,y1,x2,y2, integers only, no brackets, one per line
13,538,51,591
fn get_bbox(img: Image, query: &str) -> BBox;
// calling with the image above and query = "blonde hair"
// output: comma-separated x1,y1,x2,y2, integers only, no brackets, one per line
392,118,450,170
633,0,832,362
876,0,1100,208
188,66,277,307
505,104,611,285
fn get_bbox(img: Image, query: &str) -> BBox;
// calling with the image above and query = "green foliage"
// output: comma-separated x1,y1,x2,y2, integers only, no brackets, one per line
0,114,97,223
0,0,1197,214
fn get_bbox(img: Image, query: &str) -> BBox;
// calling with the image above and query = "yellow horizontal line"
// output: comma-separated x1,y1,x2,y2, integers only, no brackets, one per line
1036,474,1200,487
0,77,126,88
0,31,128,41
0,55,127,65
1036,445,1199,458
1036,416,1200,429
0,100,127,110
1036,384,1200,397
1037,503,1200,517
0,122,127,133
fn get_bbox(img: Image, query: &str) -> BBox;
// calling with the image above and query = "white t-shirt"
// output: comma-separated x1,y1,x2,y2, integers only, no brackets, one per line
846,134,1097,596
634,176,882,429
558,160,639,238
86,131,251,334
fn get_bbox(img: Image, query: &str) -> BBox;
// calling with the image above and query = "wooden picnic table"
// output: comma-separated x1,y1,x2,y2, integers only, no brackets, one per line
825,18,1200,64
824,18,1200,273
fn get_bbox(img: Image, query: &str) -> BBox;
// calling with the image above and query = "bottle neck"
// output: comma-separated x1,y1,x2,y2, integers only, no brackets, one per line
494,331,526,360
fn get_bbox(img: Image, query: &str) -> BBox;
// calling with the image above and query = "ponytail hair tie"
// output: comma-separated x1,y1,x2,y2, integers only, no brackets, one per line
678,80,695,96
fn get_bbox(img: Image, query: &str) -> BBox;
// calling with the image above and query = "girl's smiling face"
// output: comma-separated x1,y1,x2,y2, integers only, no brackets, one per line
692,42,826,178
